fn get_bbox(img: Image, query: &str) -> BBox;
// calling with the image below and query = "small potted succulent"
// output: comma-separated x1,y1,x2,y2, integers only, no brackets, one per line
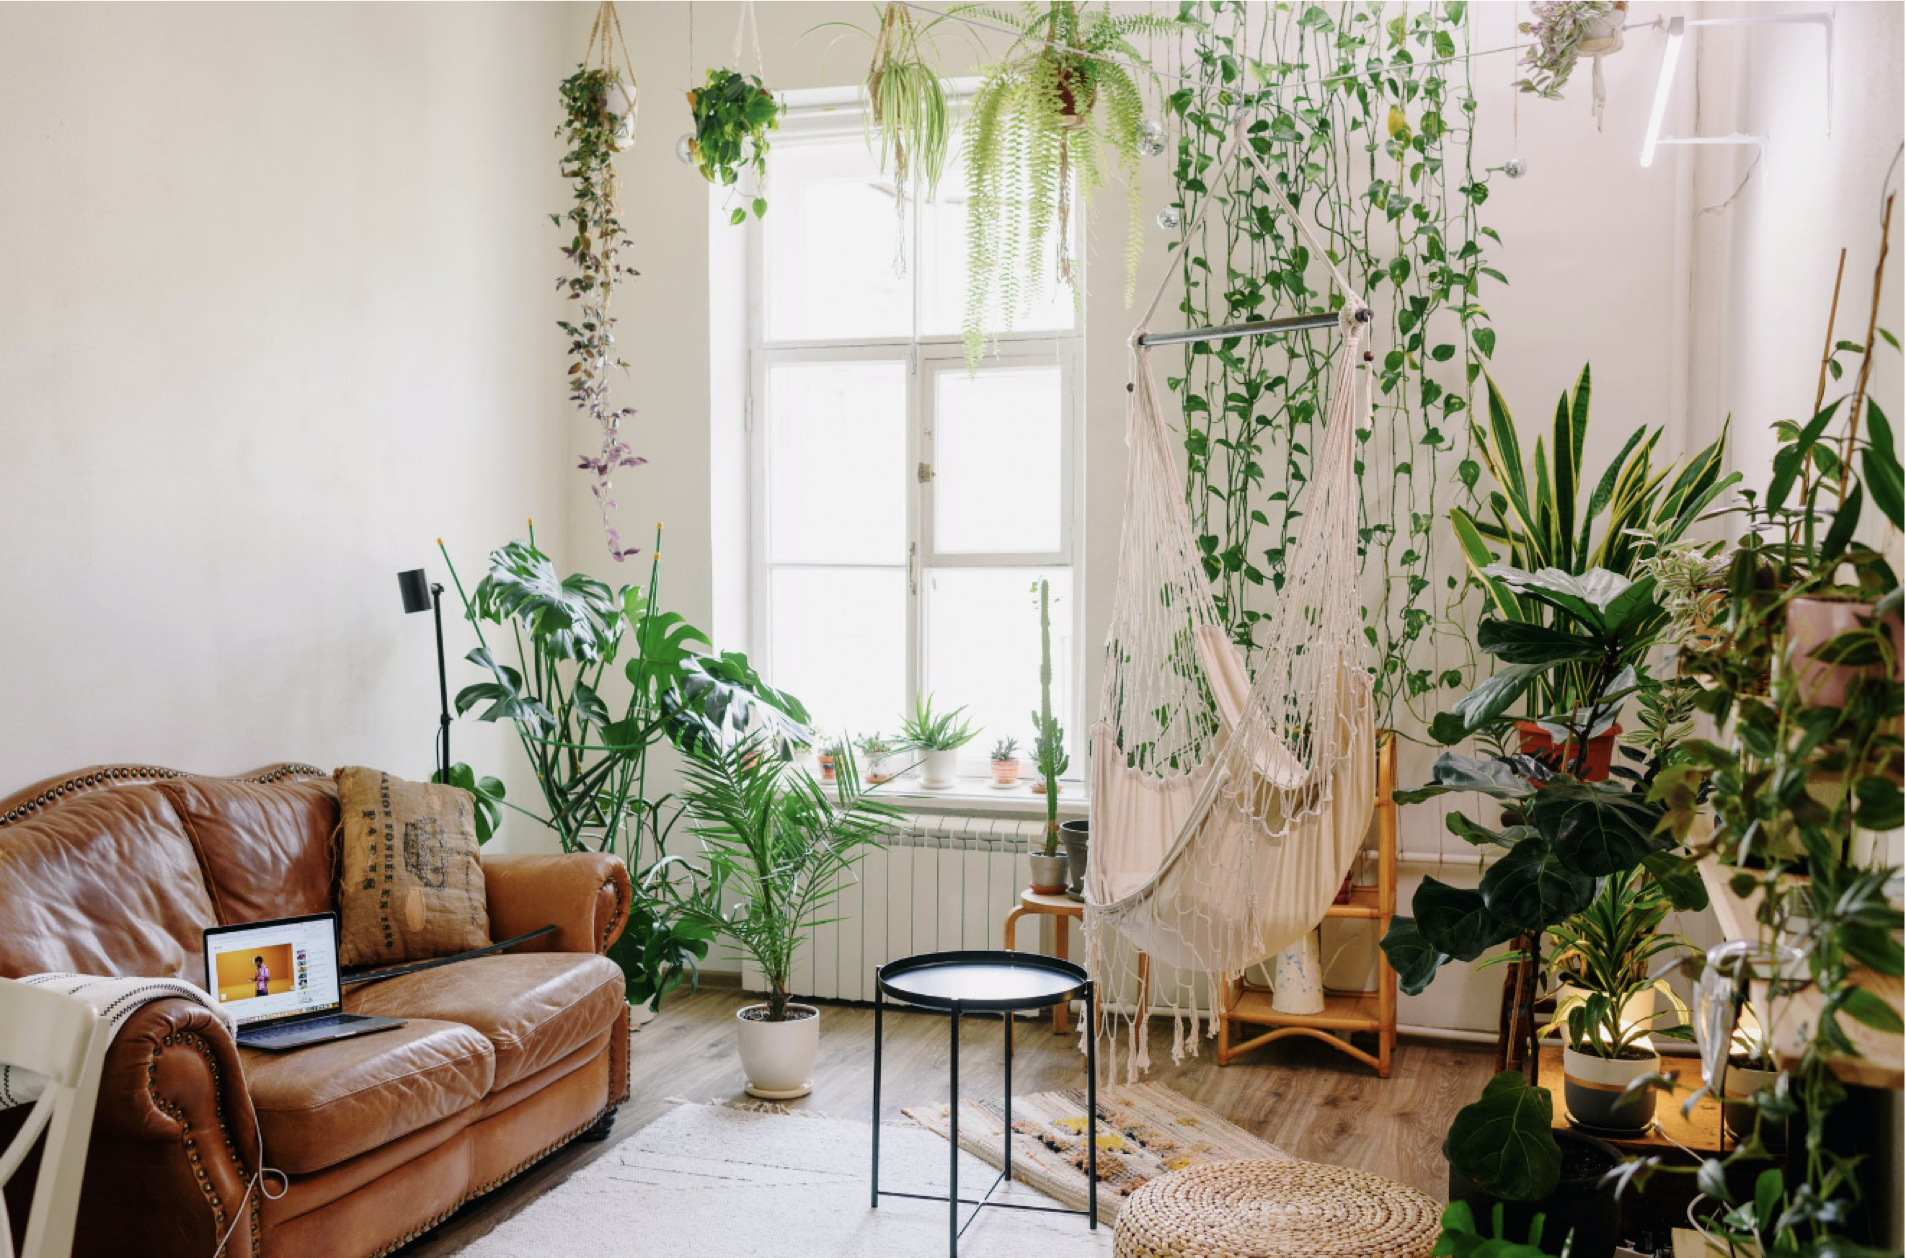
897,693,978,789
989,736,1021,787
856,732,898,784
686,66,782,225
815,736,846,784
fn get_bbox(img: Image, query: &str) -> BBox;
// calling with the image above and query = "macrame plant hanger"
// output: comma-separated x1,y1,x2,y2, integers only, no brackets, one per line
585,1,640,162
1085,111,1378,1083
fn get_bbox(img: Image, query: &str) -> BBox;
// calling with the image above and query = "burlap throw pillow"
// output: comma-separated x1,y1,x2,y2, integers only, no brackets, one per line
334,766,490,967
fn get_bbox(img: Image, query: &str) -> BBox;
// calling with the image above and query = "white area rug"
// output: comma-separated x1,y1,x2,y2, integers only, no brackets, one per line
455,1102,1116,1257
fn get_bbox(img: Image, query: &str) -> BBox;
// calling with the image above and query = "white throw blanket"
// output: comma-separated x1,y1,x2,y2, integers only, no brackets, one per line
0,973,235,1108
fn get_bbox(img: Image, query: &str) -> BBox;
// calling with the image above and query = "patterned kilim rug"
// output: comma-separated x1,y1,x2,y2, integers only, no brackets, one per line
902,1081,1289,1222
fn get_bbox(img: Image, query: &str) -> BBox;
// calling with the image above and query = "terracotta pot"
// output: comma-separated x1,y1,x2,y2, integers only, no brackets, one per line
1029,852,1069,895
816,754,836,783
990,758,1021,786
1516,721,1622,781
1030,780,1058,796
736,1003,819,1099
1786,596,1885,707
1563,1042,1659,1136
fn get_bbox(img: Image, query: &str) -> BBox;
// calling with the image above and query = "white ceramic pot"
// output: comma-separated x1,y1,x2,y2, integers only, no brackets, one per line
1270,930,1326,1015
736,1003,819,1100
629,1001,656,1030
604,77,638,119
921,748,960,790
1562,1042,1659,1135
1721,1061,1784,1144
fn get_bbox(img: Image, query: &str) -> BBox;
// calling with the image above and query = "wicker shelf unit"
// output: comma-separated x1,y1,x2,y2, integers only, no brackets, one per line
1215,732,1399,1077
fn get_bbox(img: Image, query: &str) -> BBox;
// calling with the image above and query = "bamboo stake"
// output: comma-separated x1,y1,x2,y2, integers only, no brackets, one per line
1843,193,1896,503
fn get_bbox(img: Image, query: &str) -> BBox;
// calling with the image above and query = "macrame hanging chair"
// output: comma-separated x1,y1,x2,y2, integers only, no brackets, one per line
1084,118,1377,1078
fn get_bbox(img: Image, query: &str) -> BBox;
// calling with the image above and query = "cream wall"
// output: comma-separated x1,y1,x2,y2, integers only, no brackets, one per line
0,3,574,832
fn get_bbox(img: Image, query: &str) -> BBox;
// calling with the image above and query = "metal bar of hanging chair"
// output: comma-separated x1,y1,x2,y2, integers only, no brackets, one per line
1137,306,1370,348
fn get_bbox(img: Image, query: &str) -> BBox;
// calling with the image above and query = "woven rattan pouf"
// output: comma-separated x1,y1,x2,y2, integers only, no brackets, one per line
1113,1159,1442,1258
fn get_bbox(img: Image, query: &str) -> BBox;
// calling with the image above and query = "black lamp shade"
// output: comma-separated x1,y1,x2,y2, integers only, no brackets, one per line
397,569,434,615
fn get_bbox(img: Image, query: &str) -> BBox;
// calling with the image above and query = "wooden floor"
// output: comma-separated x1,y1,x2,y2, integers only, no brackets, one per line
402,983,1492,1255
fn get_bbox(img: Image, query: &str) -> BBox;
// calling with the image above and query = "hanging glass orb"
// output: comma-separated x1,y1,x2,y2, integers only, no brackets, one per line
1156,205,1182,230
1502,153,1529,179
1137,117,1168,158
675,133,696,166
611,113,637,153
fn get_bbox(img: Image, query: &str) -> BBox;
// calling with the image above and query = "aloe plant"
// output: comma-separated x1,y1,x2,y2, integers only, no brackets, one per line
897,693,978,751
956,1,1172,363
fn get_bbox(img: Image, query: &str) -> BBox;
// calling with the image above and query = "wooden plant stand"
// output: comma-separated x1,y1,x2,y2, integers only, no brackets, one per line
1004,889,1150,1035
1216,732,1399,1077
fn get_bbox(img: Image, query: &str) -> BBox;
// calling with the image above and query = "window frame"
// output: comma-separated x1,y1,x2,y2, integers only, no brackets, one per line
742,94,1088,789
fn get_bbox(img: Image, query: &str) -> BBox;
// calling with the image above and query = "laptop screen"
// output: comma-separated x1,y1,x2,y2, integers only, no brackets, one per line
202,913,343,1028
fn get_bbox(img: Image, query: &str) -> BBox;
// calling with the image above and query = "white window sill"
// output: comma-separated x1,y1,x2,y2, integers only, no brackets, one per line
866,776,1088,818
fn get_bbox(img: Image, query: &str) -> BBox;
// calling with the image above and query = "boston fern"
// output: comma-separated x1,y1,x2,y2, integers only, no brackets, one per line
956,1,1172,363
1166,1,1502,726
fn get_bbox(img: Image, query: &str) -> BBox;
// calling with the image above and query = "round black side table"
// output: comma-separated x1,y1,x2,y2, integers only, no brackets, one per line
871,949,1098,1256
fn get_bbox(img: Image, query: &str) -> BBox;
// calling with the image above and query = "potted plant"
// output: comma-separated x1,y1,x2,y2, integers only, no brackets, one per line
815,736,846,784
1540,869,1693,1136
1515,2,1628,128
954,1,1173,362
673,737,897,1099
989,736,1021,787
686,66,782,225
897,694,978,789
856,732,898,784
1024,578,1079,889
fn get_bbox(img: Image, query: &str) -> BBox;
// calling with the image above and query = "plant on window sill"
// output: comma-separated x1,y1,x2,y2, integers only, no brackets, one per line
1030,577,1070,855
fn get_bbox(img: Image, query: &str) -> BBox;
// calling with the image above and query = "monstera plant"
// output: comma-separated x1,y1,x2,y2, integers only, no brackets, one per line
437,529,809,1010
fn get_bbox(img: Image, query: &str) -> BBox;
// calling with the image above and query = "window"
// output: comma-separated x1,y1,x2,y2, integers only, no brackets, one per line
747,98,1082,785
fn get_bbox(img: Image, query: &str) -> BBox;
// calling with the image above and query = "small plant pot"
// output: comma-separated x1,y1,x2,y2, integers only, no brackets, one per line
1515,721,1622,782
1059,819,1090,897
1577,5,1627,56
1030,780,1057,796
1029,853,1069,896
1721,1059,1785,1147
1786,597,1884,708
629,1000,656,1030
816,754,837,784
990,758,1021,787
1447,1128,1623,1258
866,753,898,785
921,748,960,790
1562,1043,1659,1137
736,1003,819,1100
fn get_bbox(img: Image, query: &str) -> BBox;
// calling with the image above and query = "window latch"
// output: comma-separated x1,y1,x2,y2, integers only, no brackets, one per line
917,462,933,483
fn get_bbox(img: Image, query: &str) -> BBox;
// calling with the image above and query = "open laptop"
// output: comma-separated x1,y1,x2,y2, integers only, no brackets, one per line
201,911,405,1051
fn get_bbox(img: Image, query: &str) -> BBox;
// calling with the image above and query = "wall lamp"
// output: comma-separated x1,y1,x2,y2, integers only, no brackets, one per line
1639,12,1833,168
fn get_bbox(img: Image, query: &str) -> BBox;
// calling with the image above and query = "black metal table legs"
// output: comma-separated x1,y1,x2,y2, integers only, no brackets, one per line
869,980,1099,1256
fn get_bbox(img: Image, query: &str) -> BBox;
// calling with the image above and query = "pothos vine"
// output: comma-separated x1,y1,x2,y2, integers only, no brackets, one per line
1166,0,1502,726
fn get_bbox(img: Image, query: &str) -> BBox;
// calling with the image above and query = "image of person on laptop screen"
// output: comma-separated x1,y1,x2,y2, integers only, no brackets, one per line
253,955,271,997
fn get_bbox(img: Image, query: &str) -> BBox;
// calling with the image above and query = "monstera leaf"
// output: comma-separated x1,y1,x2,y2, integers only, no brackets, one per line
433,763,506,845
472,539,624,662
455,647,556,732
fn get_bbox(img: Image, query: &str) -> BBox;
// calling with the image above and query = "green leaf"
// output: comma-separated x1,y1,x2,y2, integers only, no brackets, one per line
1530,781,1662,877
1476,619,1603,667
1443,661,1543,737
1862,443,1904,530
1443,1072,1562,1202
433,762,506,845
1474,326,1497,359
1767,400,1841,510
1380,916,1448,995
1413,877,1512,962
1840,986,1904,1034
730,206,747,226
1393,753,1536,805
1479,837,1594,932
1640,850,1709,912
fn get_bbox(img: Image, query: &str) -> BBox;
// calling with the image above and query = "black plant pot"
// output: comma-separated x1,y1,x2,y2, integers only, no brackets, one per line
1059,819,1089,899
1446,1130,1623,1258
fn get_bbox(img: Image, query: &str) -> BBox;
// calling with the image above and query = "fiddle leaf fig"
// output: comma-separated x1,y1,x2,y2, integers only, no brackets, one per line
1443,1071,1562,1203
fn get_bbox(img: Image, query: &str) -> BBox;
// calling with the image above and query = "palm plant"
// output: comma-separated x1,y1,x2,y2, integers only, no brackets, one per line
673,738,899,1022
955,1,1172,362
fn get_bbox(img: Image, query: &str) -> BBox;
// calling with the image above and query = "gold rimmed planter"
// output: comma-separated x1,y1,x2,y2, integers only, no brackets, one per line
1562,1043,1659,1136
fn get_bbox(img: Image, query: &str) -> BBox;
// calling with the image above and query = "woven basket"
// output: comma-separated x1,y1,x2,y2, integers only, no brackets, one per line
1113,1159,1442,1258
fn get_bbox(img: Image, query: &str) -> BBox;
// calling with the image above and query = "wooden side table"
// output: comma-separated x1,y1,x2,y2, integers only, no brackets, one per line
1003,889,1148,1034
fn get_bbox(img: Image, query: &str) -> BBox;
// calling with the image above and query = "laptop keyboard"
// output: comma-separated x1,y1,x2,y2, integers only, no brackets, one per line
244,1013,361,1041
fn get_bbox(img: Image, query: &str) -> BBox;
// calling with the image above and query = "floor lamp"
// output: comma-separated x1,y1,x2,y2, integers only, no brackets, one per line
397,568,451,782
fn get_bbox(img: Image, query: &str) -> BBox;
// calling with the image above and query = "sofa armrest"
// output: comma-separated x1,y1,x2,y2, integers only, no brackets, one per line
484,852,632,956
79,997,263,1258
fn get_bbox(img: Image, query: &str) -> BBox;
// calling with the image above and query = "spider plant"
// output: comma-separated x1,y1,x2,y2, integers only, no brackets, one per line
955,1,1173,363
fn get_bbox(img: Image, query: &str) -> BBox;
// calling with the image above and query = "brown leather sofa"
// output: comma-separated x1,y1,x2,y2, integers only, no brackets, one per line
0,763,633,1258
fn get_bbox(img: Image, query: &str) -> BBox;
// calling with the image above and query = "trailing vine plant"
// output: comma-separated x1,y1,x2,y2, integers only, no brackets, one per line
687,67,783,225
957,1,1174,364
1165,0,1502,726
557,7,645,563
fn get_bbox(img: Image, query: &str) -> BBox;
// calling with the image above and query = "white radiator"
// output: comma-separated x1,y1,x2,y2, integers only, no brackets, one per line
741,813,1051,1002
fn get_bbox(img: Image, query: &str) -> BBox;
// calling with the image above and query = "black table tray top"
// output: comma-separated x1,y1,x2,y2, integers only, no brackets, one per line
875,949,1089,1012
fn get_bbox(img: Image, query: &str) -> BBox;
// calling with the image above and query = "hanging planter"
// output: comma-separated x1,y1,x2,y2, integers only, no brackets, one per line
958,1,1173,364
557,2,646,563
687,4,782,226
1517,1,1628,129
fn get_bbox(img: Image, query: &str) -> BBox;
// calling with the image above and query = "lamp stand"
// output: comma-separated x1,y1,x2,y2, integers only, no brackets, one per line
432,584,451,781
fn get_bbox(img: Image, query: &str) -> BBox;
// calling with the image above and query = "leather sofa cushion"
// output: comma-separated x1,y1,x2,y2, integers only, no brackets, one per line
155,776,339,925
243,1018,493,1175
0,787,217,983
344,952,625,1090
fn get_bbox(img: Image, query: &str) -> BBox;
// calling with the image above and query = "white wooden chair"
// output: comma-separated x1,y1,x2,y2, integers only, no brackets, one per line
0,980,109,1258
